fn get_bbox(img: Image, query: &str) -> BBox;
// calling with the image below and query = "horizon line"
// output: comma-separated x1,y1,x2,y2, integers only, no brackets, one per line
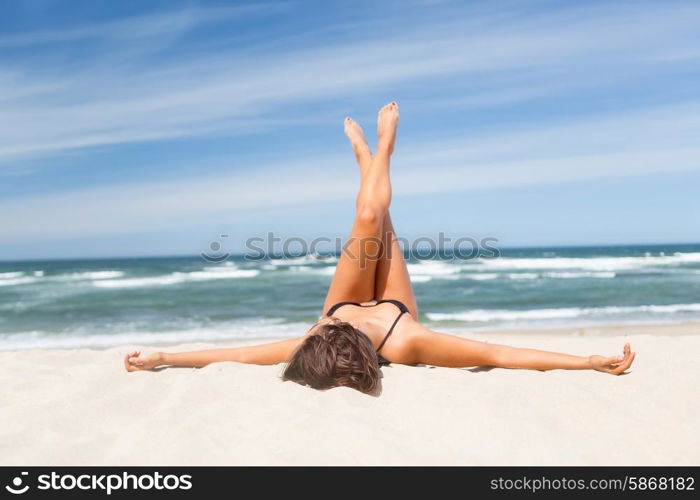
1,241,699,264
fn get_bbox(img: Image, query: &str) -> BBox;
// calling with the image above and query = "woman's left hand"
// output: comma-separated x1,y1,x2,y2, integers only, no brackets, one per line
124,351,164,372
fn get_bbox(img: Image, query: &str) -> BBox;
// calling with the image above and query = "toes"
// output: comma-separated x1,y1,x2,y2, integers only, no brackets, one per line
344,117,363,133
378,101,399,124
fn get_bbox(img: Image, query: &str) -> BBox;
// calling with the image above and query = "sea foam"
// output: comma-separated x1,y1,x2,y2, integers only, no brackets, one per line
426,303,700,323
92,269,260,288
474,252,700,271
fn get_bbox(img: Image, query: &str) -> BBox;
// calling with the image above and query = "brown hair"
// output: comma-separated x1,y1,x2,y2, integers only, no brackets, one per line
281,319,381,395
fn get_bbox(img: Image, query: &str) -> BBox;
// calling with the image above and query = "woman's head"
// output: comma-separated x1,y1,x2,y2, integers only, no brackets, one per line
282,319,380,394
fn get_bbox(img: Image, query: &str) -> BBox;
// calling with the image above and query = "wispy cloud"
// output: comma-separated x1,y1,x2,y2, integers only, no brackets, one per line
2,100,698,240
1,1,698,163
1,1,699,256
0,4,277,48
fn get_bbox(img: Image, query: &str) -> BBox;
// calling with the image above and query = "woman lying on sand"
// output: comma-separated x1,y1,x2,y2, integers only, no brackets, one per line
125,102,636,394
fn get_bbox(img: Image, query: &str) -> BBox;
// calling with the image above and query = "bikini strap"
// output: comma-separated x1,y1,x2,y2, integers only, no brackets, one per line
375,299,410,313
327,299,409,317
376,310,406,354
326,301,361,317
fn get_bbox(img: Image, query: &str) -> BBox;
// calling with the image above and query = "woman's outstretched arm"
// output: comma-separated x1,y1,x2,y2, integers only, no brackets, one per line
408,330,636,375
124,336,304,372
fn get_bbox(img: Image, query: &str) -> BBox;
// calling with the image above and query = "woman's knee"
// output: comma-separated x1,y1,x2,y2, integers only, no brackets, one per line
355,203,385,227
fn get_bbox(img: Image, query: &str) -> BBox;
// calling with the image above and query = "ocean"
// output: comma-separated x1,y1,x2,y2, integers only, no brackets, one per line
1,243,699,350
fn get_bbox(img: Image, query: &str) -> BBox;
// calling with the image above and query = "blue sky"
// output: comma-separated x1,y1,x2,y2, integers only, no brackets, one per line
1,0,699,260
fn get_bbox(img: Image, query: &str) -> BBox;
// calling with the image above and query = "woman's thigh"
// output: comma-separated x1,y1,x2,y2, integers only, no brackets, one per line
322,214,383,315
373,220,418,318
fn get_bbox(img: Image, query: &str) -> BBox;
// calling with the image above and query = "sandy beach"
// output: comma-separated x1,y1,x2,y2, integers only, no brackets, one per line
1,322,698,466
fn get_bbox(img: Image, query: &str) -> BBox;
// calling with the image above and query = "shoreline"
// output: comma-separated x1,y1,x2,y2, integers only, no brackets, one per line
1,321,698,465
466,320,700,337
1,320,698,353
156,320,700,352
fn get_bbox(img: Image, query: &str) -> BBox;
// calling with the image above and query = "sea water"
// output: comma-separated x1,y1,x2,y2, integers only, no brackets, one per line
1,244,699,349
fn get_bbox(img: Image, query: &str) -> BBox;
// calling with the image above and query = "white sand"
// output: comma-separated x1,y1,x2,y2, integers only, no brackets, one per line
1,323,698,465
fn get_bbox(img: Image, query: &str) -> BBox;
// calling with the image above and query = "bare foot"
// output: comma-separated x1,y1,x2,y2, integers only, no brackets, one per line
343,117,371,168
589,342,636,375
124,350,164,372
377,101,399,154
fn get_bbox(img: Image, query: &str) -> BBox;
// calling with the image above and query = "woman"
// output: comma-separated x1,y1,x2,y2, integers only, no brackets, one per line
124,102,636,394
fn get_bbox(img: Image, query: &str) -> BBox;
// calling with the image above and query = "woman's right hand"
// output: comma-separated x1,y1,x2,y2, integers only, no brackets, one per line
588,343,636,375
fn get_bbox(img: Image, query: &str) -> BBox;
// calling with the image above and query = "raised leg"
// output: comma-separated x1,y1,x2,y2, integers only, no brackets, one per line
322,103,399,315
374,212,419,318
338,110,417,317
336,118,417,319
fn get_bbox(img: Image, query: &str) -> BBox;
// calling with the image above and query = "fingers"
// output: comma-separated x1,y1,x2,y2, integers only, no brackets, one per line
608,343,632,366
607,355,624,367
595,343,635,375
124,353,138,372
611,351,636,375
124,350,141,372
